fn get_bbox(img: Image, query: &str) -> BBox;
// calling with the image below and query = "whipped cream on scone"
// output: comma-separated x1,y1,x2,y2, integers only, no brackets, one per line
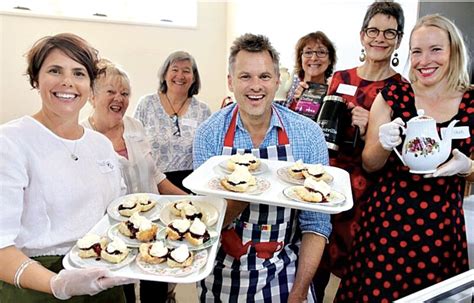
289,159,306,179
171,199,194,216
77,234,107,259
295,178,332,203
118,196,142,216
119,212,158,242
139,241,169,264
167,244,193,268
149,241,169,258
135,193,156,212
227,153,260,171
221,165,257,192
185,218,210,246
181,204,203,221
167,218,191,241
302,164,333,182
101,238,129,263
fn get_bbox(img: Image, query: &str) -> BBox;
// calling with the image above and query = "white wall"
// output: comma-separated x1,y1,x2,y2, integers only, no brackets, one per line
227,0,419,79
0,2,228,123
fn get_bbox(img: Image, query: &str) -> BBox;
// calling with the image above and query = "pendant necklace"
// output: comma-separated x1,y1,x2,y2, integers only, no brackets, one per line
59,137,79,161
164,93,188,118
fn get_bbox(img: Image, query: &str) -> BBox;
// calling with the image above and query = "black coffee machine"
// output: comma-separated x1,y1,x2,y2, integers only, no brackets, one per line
316,95,358,152
316,95,345,151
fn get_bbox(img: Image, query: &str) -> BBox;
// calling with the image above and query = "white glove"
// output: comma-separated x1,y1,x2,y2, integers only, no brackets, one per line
431,149,472,177
379,117,405,151
50,268,137,300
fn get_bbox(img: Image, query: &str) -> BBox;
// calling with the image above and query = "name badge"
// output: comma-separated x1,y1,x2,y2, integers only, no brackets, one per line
336,84,357,96
181,118,198,128
97,159,116,173
441,126,470,139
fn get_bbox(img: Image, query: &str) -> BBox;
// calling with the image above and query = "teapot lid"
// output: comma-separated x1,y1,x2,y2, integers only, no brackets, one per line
410,109,434,122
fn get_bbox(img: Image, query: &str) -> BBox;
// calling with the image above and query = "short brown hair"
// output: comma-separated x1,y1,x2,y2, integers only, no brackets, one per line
294,31,337,80
26,33,99,89
228,33,280,75
361,1,405,35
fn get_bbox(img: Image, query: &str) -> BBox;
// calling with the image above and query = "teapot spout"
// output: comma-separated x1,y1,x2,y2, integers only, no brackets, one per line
438,119,459,163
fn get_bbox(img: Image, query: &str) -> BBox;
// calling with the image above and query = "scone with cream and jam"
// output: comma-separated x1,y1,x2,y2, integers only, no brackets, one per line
170,199,194,217
135,193,157,212
166,218,191,241
288,159,306,179
302,164,333,183
295,178,332,203
77,234,108,259
220,165,257,192
118,212,158,242
227,153,260,171
185,218,210,246
139,241,169,264
180,204,204,222
118,196,142,217
167,244,194,268
100,237,130,263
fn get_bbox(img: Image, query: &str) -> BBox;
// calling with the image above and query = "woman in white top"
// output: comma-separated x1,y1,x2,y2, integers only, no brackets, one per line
84,59,186,196
84,59,186,303
0,33,134,302
134,51,212,192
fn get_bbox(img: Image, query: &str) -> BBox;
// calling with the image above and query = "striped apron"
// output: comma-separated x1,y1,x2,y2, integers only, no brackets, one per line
199,106,315,303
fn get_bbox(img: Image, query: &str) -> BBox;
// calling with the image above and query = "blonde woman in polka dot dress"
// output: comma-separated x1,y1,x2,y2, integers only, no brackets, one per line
337,14,474,302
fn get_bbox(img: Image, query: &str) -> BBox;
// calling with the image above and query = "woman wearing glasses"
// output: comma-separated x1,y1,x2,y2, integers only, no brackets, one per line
84,58,186,303
134,51,211,193
285,31,337,114
312,2,405,302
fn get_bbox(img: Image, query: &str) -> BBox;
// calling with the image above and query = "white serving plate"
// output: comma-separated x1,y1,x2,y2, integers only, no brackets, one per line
63,195,226,283
183,155,353,214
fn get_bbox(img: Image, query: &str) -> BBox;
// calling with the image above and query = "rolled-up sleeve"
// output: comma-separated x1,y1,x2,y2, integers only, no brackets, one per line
299,210,332,241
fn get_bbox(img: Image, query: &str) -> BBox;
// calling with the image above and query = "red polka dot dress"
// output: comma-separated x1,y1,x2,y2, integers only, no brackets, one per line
336,83,473,302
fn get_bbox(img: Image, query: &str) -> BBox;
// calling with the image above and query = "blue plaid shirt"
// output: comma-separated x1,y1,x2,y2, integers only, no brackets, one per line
193,103,331,238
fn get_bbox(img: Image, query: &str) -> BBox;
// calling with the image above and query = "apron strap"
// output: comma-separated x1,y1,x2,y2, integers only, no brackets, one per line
223,105,290,147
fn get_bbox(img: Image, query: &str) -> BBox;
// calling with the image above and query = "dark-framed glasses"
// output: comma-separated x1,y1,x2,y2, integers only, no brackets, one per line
302,49,329,58
364,27,400,40
170,114,181,137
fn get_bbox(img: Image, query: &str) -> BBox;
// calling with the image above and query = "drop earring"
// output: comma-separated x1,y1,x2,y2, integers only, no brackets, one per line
392,52,399,67
359,49,366,62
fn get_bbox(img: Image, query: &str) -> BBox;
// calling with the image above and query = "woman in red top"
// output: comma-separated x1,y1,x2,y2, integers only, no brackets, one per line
312,2,405,301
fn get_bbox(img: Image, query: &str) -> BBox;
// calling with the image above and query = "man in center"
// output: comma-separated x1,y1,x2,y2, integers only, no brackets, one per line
193,33,331,302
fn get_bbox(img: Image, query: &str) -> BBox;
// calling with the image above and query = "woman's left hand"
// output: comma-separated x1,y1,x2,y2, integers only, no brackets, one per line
348,102,369,136
425,149,472,178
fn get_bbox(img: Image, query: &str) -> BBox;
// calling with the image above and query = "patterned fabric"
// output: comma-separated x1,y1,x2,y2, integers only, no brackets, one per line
320,67,403,277
198,106,314,302
134,93,211,173
337,83,473,302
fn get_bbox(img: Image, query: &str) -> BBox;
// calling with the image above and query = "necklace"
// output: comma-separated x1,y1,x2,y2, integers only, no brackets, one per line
164,93,188,117
59,139,79,161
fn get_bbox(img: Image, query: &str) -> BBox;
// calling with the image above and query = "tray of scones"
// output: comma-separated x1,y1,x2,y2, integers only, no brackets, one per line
183,155,353,214
63,194,227,283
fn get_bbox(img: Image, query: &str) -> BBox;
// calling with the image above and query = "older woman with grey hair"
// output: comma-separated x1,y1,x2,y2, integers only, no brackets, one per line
135,51,211,193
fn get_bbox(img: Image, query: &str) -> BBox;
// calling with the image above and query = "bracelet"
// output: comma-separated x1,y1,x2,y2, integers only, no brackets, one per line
458,160,474,177
13,259,38,288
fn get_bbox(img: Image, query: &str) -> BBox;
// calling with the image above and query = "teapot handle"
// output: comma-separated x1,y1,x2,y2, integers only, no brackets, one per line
392,125,407,166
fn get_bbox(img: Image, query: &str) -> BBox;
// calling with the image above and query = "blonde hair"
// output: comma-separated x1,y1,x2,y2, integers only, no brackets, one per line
93,58,131,94
409,14,470,92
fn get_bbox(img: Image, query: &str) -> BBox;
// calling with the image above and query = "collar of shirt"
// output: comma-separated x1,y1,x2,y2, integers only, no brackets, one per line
234,107,284,138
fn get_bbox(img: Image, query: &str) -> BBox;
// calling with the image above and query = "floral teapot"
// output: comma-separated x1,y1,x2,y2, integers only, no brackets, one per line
393,109,458,174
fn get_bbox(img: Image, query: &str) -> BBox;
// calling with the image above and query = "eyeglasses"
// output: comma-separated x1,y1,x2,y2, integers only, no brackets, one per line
302,49,329,58
364,27,400,40
170,114,181,137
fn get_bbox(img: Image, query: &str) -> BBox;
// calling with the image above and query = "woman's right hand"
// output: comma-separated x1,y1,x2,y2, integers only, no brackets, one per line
50,268,137,300
378,117,405,151
293,81,309,100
